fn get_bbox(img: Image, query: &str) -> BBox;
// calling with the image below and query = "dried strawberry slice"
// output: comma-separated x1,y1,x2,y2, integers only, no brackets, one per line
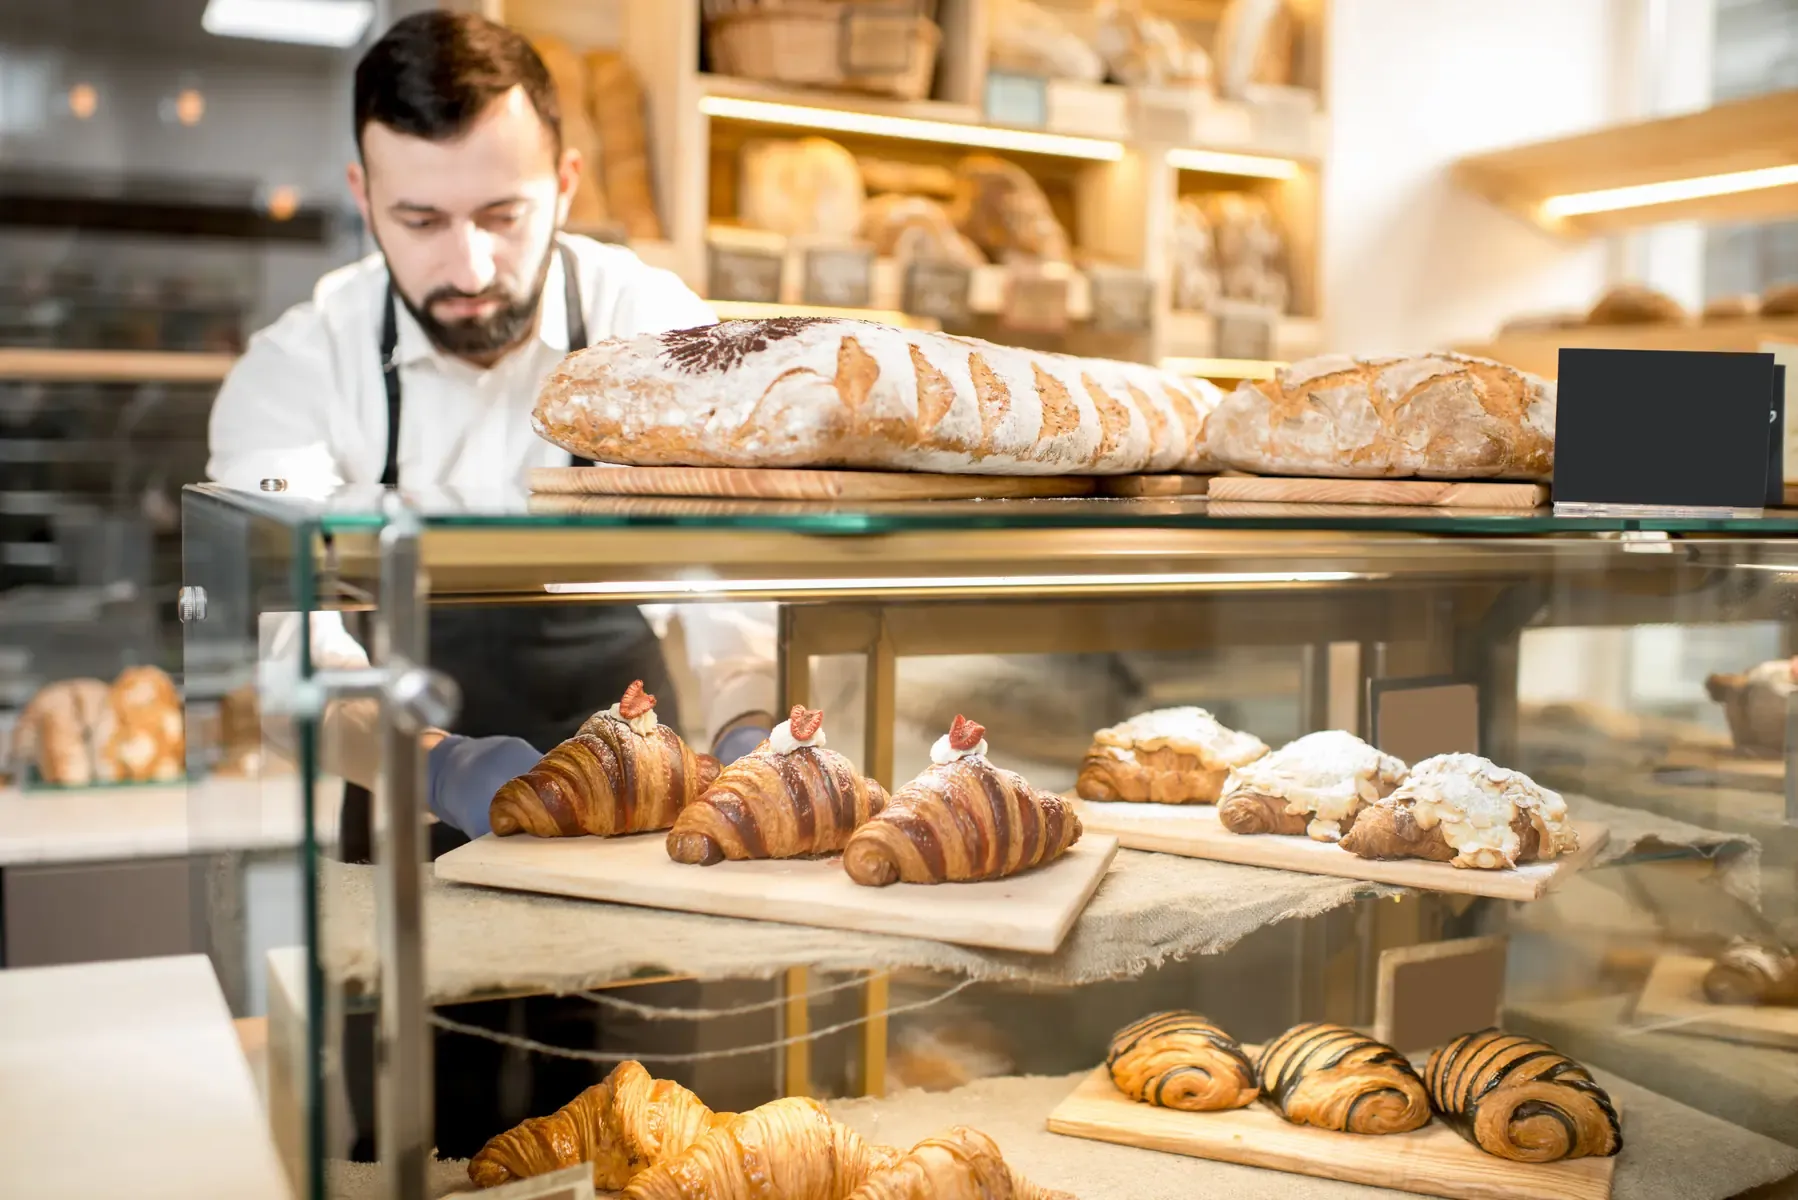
947,714,985,752
788,705,825,742
618,679,656,720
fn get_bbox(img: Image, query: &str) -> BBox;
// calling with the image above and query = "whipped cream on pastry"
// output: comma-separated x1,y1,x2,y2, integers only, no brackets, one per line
1093,706,1268,767
1223,730,1406,841
931,713,989,764
603,702,659,736
1396,753,1576,869
769,706,828,753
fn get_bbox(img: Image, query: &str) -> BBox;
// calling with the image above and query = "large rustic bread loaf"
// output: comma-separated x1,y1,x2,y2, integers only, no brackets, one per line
1205,352,1555,481
534,317,1222,475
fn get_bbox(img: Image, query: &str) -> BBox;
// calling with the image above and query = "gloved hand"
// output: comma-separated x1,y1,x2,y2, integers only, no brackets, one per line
426,734,542,837
713,723,771,766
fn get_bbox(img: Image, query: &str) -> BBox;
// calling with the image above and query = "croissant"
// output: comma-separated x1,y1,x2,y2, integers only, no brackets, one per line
667,706,889,864
1075,706,1268,804
621,1097,901,1200
1106,1011,1258,1111
1703,938,1798,1006
1257,1023,1431,1135
846,1127,1074,1200
843,716,1081,886
9,679,110,785
1425,1030,1621,1162
1217,731,1407,842
1338,753,1578,870
468,1060,730,1189
490,681,721,837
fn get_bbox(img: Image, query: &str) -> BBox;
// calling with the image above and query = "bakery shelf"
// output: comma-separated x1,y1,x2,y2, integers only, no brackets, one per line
1452,89,1798,236
0,347,237,384
710,299,941,332
1159,355,1282,381
1455,315,1798,378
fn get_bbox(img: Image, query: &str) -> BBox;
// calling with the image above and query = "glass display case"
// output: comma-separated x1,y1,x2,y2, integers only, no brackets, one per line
181,482,1798,1200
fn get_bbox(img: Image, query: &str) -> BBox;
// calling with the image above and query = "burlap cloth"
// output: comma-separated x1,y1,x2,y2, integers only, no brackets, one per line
319,794,1758,1003
324,1068,1798,1200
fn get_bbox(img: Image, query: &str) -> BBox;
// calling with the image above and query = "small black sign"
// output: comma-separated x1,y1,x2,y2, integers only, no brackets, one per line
802,246,875,308
1554,348,1779,511
706,244,783,304
901,259,972,324
1215,308,1275,361
1090,271,1155,334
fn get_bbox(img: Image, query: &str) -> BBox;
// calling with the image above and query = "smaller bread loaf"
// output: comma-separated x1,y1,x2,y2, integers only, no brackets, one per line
1205,193,1288,311
1706,657,1796,758
740,137,866,240
1094,4,1213,88
1217,730,1406,841
1205,353,1556,481
586,50,663,240
986,0,1105,82
1586,283,1688,325
1496,310,1583,337
1337,753,1578,870
1106,1011,1258,1111
1170,198,1221,313
102,666,184,783
1703,293,1761,322
9,678,111,785
1703,937,1798,1007
860,194,986,270
950,155,1070,264
1258,1023,1431,1135
1076,707,1268,804
1425,1030,1620,1162
1761,281,1798,316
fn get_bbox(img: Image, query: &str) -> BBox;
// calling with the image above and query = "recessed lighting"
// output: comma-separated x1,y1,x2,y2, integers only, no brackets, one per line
698,95,1125,161
202,0,374,48
264,185,300,221
1541,163,1798,219
174,88,205,126
1165,148,1302,180
68,83,98,120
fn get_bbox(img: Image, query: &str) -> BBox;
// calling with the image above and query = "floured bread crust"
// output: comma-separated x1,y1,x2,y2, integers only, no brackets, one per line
1217,730,1407,842
1340,752,1577,870
1076,707,1268,804
533,317,1223,476
1205,352,1555,481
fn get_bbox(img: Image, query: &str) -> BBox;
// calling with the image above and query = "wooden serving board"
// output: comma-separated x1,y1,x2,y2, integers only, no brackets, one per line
434,831,1118,954
1634,954,1798,1049
1207,477,1549,508
1047,1067,1617,1200
528,465,1099,501
1096,473,1213,497
1071,800,1607,901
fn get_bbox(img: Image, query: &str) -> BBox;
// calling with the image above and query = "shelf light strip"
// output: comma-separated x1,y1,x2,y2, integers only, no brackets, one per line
547,571,1366,597
1165,148,1303,180
698,95,1125,161
1541,163,1798,219
1160,356,1284,380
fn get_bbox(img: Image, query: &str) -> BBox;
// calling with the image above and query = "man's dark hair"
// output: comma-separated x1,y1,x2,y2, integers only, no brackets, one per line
353,11,560,156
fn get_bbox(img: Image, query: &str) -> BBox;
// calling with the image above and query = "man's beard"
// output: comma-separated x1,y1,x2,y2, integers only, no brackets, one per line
395,239,556,359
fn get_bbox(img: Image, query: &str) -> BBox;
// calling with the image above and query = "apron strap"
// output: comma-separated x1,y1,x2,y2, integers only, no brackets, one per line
379,237,594,487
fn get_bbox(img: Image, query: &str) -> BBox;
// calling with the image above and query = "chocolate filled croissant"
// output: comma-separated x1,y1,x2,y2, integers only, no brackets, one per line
843,716,1081,886
1425,1030,1621,1162
1257,1023,1431,1135
1337,753,1577,870
1106,1011,1258,1111
667,706,889,864
469,1060,730,1189
490,681,721,837
621,1097,900,1200
846,1127,1074,1200
1703,938,1798,1006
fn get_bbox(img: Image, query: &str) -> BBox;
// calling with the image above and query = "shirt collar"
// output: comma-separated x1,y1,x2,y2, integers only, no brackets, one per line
386,244,569,370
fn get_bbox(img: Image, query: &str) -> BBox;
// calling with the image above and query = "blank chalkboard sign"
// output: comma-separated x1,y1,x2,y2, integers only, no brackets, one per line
1554,348,1779,512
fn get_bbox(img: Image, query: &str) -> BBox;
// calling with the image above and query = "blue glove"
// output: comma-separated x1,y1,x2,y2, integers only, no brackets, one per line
713,723,771,766
426,734,542,837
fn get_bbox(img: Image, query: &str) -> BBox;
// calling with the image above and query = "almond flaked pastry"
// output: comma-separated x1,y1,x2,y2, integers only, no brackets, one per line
1217,730,1407,842
1077,707,1269,805
1339,753,1578,870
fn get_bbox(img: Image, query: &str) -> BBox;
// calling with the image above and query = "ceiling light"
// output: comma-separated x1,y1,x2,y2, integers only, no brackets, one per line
68,83,97,120
1541,163,1798,219
546,571,1366,599
1165,148,1302,180
699,95,1124,161
264,185,300,221
202,0,374,48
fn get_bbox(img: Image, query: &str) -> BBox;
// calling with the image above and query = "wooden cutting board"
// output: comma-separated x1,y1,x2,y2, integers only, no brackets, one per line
433,831,1118,954
529,466,1100,501
1207,477,1548,508
1634,954,1798,1049
1071,800,1606,902
1047,1067,1617,1200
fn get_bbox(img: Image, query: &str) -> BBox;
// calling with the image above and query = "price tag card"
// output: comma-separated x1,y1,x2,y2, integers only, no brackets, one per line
984,72,1048,129
1554,348,1778,515
1375,936,1508,1055
802,245,876,309
839,3,922,75
1132,86,1197,143
901,259,972,325
707,243,784,304
1001,267,1071,334
1089,271,1155,335
445,1163,593,1200
1214,305,1276,360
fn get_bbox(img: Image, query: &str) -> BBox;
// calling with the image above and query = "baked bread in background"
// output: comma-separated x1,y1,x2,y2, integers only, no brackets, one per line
9,678,111,785
1094,2,1213,88
1761,280,1798,316
1703,293,1761,321
1215,0,1298,97
986,0,1106,81
950,155,1072,264
529,36,609,229
1585,283,1688,325
739,137,866,240
103,666,184,783
586,49,664,240
860,194,987,270
1203,192,1288,311
1169,198,1221,313
1705,657,1795,758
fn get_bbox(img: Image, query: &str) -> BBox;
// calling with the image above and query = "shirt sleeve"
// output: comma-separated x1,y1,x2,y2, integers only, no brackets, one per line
612,264,718,337
207,302,345,496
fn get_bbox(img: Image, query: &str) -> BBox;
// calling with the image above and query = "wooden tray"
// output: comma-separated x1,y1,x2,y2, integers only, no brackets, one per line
529,465,1100,501
1634,954,1798,1049
1071,800,1607,901
1047,1067,1617,1200
434,832,1118,954
1207,476,1548,508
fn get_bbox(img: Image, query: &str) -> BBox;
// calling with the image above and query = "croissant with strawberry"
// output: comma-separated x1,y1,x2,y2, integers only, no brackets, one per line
490,680,721,838
667,706,889,864
843,715,1081,886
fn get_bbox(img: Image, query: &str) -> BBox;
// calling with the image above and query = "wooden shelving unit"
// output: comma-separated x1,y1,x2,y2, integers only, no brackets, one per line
0,348,237,384
1455,316,1798,379
1453,89,1798,237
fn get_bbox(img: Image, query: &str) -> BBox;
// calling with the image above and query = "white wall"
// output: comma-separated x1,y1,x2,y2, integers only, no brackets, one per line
1322,0,1714,354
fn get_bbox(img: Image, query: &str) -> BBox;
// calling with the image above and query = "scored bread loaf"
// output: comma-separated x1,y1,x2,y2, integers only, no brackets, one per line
1205,352,1555,481
534,317,1222,475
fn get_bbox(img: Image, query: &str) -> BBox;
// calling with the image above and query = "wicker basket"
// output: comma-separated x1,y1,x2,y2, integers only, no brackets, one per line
703,0,942,101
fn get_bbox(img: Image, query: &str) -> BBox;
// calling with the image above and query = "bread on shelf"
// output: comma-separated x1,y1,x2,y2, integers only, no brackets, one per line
739,137,866,241
1094,5,1212,88
1703,293,1761,322
860,194,987,270
950,155,1071,264
1169,198,1221,314
586,49,664,241
620,1096,899,1200
1585,283,1688,325
1216,730,1406,841
1076,706,1268,804
1106,1011,1258,1111
1216,0,1299,97
1204,193,1289,312
1425,1030,1621,1162
1704,656,1794,758
1337,753,1578,870
102,665,185,783
986,0,1105,82
847,1126,1073,1200
9,678,111,785
1257,1022,1432,1134
1703,937,1798,1007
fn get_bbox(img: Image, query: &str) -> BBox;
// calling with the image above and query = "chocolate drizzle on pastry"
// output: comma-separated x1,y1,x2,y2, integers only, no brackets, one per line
659,317,830,375
1424,1029,1620,1163
1256,1023,1432,1136
1106,1012,1258,1112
